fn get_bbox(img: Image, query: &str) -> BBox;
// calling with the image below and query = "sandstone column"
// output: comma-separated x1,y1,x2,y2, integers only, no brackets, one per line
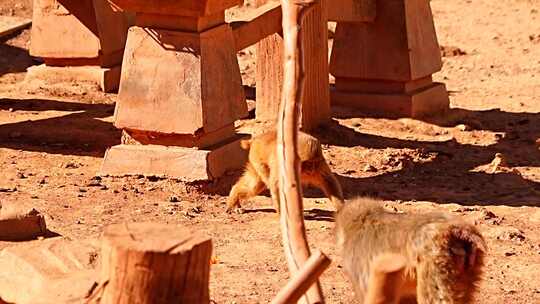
26,0,131,92
100,0,248,181
330,0,449,118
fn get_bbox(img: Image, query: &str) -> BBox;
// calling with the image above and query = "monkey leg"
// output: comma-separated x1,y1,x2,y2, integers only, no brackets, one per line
364,253,408,304
304,162,345,210
265,166,283,214
226,165,266,213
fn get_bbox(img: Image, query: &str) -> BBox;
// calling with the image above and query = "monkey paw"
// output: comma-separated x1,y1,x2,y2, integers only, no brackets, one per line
225,206,245,214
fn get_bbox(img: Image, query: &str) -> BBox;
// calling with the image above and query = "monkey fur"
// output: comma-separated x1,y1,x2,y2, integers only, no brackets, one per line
335,197,487,304
226,130,344,213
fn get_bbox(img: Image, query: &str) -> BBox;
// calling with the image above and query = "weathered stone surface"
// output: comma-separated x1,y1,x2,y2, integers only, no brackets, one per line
329,0,448,117
30,0,130,62
0,202,46,241
330,0,442,81
25,64,121,93
0,16,31,39
331,82,449,118
114,25,246,134
100,135,248,181
30,0,99,58
0,237,99,304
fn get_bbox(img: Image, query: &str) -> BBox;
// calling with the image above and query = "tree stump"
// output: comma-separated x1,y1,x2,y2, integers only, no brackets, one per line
98,223,212,304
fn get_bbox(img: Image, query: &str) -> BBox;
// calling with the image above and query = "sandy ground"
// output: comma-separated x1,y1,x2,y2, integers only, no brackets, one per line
1,0,540,303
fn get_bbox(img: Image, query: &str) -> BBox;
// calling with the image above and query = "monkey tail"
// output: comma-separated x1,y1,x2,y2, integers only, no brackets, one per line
416,222,487,303
446,224,487,273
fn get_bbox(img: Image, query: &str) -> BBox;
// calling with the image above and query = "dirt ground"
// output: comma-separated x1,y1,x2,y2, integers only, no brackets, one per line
1,0,540,303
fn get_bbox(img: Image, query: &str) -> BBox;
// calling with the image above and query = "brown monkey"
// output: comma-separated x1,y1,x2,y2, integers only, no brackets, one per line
226,130,344,213
335,197,486,304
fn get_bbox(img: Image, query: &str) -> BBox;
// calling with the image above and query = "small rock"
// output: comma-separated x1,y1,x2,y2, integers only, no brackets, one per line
182,211,195,219
78,188,87,193
453,206,479,213
86,178,101,187
169,196,180,203
496,227,525,243
440,45,467,57
0,187,17,193
191,206,202,214
363,164,377,172
455,124,472,131
479,209,503,225
64,161,81,169
146,176,160,182
39,178,46,185
16,172,26,179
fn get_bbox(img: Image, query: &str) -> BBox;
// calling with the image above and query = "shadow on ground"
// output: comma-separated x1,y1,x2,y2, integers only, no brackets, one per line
313,106,540,207
0,35,36,76
0,98,119,157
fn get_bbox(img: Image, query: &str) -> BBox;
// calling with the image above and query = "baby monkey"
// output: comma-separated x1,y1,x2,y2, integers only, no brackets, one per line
335,197,487,304
226,130,344,213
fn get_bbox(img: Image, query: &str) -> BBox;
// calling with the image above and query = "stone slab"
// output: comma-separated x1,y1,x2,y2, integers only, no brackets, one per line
30,0,101,58
331,82,449,118
24,63,121,92
0,237,99,304
329,0,442,81
100,135,249,181
114,25,246,134
0,16,31,39
0,202,47,241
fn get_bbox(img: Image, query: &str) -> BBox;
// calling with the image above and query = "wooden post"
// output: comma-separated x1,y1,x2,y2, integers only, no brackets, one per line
256,0,330,132
271,250,331,304
96,223,212,304
277,0,325,303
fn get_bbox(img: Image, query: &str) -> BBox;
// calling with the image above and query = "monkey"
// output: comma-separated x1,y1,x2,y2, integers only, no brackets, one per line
226,130,344,214
335,197,487,304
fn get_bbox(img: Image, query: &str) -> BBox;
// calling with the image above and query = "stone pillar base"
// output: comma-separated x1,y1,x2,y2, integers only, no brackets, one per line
329,0,449,118
331,80,449,118
25,64,121,93
100,135,248,181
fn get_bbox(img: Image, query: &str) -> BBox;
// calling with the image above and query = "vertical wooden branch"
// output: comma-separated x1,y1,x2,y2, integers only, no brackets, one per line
277,0,323,303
